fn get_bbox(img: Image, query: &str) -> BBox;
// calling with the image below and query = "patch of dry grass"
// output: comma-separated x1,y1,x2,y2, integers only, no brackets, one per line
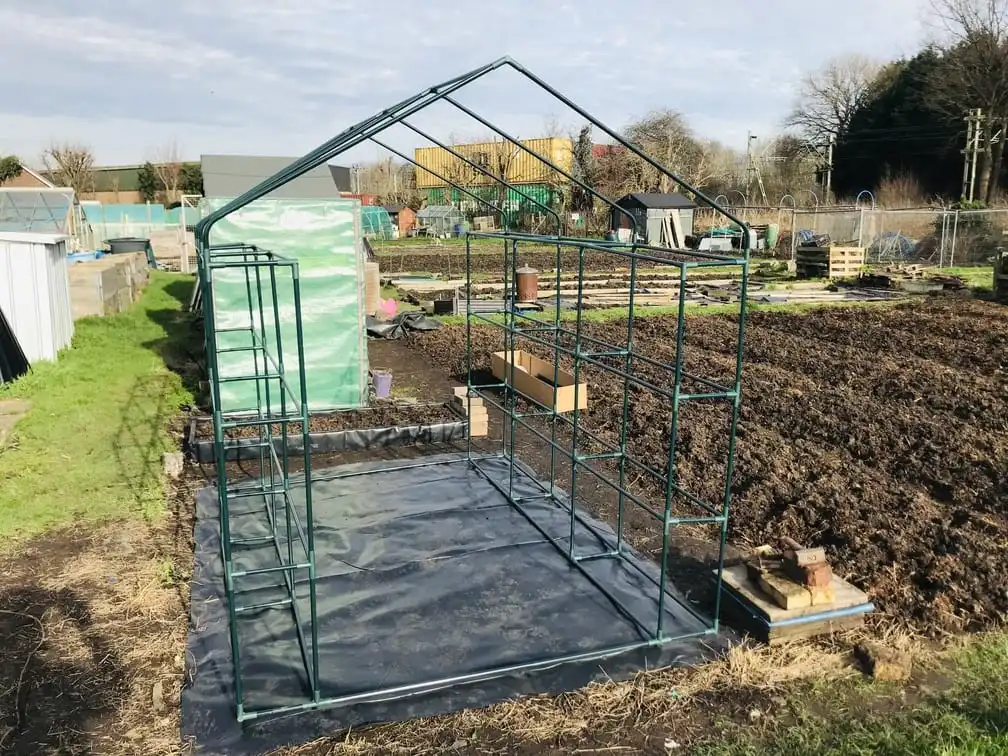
278,641,861,755
0,471,198,756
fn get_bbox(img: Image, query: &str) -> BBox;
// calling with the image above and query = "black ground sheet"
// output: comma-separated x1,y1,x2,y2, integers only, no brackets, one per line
182,453,716,754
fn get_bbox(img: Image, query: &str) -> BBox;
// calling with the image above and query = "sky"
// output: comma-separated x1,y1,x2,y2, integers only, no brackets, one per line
1,0,931,168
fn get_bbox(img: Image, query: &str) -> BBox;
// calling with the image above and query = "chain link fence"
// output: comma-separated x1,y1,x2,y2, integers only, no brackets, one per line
789,207,1006,267
940,209,1008,267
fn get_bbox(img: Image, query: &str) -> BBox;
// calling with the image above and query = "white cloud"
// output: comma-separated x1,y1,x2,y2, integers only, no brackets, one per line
0,0,927,165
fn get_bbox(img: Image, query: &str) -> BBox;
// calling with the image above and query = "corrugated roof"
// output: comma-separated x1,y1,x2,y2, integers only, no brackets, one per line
201,154,351,200
618,192,697,210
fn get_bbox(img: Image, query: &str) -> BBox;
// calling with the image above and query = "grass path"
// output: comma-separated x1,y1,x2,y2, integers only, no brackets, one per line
0,272,194,540
701,635,1008,755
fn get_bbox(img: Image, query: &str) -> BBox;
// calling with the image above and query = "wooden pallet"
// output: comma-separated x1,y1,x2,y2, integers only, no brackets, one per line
795,246,866,279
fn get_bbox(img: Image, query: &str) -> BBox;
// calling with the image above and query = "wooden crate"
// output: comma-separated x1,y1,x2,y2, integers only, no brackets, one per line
795,246,865,279
490,350,588,413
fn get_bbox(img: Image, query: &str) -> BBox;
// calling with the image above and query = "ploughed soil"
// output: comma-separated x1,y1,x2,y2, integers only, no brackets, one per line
409,297,1008,636
375,249,679,276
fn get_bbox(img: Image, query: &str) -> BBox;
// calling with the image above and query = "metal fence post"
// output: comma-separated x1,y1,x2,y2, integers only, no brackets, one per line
951,210,960,267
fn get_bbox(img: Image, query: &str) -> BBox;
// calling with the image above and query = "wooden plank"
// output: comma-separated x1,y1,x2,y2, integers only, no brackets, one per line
758,570,812,610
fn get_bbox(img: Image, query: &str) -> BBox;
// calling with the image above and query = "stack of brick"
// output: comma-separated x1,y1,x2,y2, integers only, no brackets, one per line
451,387,488,437
745,538,835,610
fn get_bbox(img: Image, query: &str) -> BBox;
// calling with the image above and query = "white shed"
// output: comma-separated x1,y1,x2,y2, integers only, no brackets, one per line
0,232,74,362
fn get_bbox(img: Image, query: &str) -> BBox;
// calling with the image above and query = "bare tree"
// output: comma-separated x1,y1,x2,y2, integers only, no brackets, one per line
623,110,715,192
785,55,882,142
41,143,95,197
151,141,183,204
929,0,1008,202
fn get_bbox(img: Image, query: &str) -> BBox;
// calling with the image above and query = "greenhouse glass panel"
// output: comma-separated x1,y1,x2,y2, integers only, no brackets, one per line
0,188,75,233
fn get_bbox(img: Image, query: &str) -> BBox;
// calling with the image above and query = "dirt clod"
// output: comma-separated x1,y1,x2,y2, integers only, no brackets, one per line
855,642,914,681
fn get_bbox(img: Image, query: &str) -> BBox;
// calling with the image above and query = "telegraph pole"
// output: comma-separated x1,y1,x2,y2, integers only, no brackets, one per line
968,109,983,202
962,109,976,199
825,134,835,204
745,131,754,198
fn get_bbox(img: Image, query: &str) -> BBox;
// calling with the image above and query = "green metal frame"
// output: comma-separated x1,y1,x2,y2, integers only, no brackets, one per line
193,57,750,725
196,243,319,720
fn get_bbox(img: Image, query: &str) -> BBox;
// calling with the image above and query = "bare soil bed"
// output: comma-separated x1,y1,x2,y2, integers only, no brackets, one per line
409,298,1008,636
376,249,675,276
192,402,457,440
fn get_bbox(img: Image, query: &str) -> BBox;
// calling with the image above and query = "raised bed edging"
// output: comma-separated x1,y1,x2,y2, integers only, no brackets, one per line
187,416,467,464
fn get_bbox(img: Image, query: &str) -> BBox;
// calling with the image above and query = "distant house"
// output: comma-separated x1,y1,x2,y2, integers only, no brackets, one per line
384,205,416,237
611,193,697,248
201,154,350,200
0,161,56,190
591,144,626,160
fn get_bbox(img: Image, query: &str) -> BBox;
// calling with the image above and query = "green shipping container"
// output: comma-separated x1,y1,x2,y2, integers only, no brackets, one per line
203,197,369,414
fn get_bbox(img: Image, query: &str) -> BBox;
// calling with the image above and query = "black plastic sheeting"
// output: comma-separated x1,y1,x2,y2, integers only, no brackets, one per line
182,454,717,755
366,311,441,339
0,306,28,384
187,419,465,463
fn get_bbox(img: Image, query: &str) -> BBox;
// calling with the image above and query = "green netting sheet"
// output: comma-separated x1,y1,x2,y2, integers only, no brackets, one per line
204,197,368,413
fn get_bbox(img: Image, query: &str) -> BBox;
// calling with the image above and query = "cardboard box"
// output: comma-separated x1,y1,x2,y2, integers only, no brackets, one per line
490,350,588,413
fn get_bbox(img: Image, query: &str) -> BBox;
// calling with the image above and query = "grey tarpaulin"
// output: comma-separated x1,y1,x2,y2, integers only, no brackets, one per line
366,311,441,339
181,454,718,755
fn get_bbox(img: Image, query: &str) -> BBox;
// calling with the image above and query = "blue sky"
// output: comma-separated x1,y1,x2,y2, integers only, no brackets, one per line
2,0,929,167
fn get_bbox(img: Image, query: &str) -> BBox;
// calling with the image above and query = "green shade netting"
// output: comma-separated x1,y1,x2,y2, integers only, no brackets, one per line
203,197,368,413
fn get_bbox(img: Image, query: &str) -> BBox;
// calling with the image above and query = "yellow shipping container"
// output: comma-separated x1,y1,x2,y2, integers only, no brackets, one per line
414,137,572,189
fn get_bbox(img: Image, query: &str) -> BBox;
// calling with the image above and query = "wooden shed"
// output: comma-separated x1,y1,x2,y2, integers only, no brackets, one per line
384,205,417,237
611,193,697,248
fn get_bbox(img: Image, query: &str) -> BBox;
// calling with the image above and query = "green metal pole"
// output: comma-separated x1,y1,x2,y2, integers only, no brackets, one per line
290,265,319,701
712,255,749,632
657,262,688,639
615,247,638,553
465,234,473,463
204,263,245,718
548,238,561,497
567,246,586,560
242,256,266,497
507,238,519,503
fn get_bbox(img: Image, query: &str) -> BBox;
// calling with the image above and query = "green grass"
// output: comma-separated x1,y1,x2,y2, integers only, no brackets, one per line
699,634,1008,756
931,265,994,292
439,297,899,326
0,272,194,541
